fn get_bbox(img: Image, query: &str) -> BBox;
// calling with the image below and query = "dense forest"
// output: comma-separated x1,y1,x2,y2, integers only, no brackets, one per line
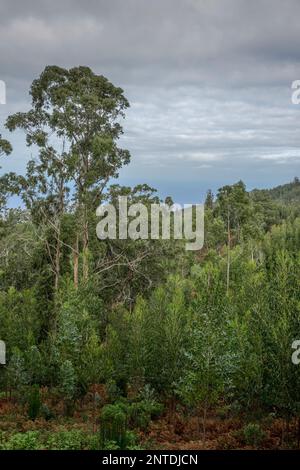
0,66,300,450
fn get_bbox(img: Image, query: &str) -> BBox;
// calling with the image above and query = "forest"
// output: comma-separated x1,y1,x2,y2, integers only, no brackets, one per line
0,66,300,450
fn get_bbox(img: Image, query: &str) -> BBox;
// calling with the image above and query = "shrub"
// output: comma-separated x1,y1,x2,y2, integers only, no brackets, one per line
4,431,41,450
59,360,77,416
27,384,41,420
100,431,140,450
0,431,6,450
99,403,128,449
45,430,87,450
129,400,164,430
243,423,265,447
40,403,55,421
85,433,101,450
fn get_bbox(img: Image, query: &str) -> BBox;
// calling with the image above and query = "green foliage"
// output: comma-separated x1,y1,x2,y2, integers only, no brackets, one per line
242,423,266,447
0,288,40,352
5,349,28,396
27,384,41,420
59,360,76,399
0,135,12,157
129,399,164,430
99,403,129,449
59,360,77,416
3,432,41,450
1,65,300,448
0,430,105,450
45,430,88,450
40,403,55,421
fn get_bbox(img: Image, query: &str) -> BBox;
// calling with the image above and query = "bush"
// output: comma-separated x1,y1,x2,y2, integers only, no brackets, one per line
129,400,164,430
99,403,128,449
45,430,87,450
59,360,77,416
100,431,140,450
85,433,102,450
0,431,6,450
0,430,98,450
98,396,162,449
27,385,41,420
243,423,265,447
40,403,55,421
4,431,41,450
106,379,123,403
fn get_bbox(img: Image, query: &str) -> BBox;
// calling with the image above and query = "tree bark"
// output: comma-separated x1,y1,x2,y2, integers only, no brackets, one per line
73,234,79,289
226,207,231,295
54,235,61,291
82,214,89,282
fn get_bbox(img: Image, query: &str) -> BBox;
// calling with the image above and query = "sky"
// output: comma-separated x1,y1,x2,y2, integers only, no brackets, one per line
0,0,300,203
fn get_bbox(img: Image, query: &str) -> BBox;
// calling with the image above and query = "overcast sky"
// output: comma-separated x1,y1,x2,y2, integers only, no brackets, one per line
1,0,300,202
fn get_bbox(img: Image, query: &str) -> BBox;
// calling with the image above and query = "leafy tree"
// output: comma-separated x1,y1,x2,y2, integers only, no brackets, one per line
216,181,251,293
59,360,77,416
0,135,12,212
6,66,131,286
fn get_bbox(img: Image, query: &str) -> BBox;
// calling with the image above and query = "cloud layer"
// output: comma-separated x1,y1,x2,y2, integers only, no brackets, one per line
0,0,300,201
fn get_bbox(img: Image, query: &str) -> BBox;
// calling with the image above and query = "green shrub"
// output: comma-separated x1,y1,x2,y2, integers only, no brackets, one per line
40,403,55,421
129,400,164,430
5,431,41,450
101,440,122,450
27,384,41,420
45,430,87,450
106,379,123,403
85,433,101,450
59,360,77,416
99,397,161,448
99,403,128,449
243,423,265,447
0,431,6,450
100,431,140,450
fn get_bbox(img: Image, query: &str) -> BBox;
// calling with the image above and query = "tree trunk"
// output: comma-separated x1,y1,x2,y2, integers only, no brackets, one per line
226,208,231,295
73,234,79,289
82,156,89,283
54,229,61,291
82,216,89,282
202,404,207,445
54,176,65,291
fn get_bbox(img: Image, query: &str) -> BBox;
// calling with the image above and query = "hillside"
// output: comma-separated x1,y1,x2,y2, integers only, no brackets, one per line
252,177,300,204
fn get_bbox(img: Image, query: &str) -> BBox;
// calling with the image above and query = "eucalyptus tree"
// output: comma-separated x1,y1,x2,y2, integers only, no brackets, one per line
4,149,72,291
215,181,251,293
0,134,12,157
6,66,130,285
0,134,12,212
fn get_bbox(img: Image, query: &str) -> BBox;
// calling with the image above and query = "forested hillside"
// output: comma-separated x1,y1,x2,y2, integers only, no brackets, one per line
252,178,300,204
0,67,300,450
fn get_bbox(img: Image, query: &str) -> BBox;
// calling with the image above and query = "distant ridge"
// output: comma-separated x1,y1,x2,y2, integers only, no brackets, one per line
252,177,300,204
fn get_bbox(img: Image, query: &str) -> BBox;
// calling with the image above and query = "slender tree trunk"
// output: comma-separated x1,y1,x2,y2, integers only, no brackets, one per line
82,213,89,282
73,234,79,289
226,208,231,295
54,227,61,291
202,404,207,445
280,420,285,447
54,176,65,291
82,156,89,283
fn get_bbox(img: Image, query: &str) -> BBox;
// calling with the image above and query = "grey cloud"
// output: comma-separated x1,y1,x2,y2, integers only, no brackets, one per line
1,0,300,86
0,0,300,202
